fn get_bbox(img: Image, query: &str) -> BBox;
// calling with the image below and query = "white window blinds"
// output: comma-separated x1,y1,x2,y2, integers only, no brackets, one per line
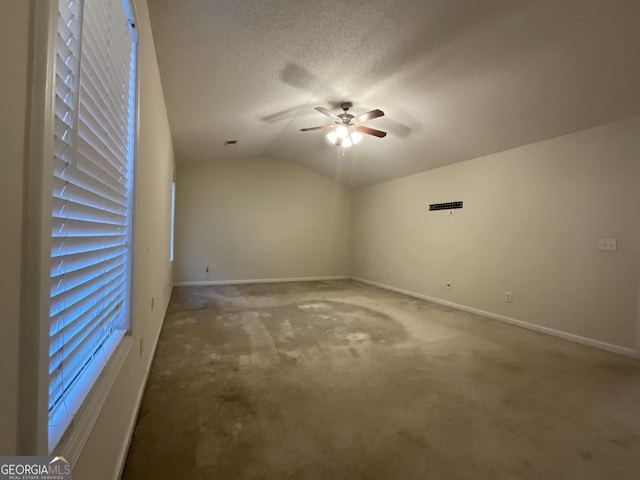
49,0,137,451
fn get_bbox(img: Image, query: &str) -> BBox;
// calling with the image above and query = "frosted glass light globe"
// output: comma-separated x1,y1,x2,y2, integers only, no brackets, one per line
336,125,349,139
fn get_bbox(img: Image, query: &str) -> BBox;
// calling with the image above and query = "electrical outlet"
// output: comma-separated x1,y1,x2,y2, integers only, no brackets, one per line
598,238,617,252
505,292,513,303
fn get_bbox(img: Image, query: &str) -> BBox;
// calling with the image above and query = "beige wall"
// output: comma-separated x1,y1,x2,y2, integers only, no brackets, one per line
351,116,640,351
0,0,31,455
174,157,351,283
73,0,174,478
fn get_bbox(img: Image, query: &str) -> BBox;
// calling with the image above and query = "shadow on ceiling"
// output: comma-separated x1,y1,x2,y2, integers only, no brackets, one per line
264,63,413,138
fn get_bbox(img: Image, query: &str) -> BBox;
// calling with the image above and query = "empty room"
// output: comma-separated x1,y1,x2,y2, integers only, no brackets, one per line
2,0,640,479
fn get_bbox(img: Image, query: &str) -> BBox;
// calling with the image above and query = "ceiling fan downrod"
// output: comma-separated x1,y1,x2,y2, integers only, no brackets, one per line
339,102,354,124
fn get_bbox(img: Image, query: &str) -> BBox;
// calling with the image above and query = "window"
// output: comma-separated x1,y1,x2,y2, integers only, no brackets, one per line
49,0,137,451
170,178,175,262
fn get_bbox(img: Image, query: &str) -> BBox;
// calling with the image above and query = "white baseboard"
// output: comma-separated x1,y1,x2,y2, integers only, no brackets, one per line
113,289,173,480
173,275,349,287
351,277,638,359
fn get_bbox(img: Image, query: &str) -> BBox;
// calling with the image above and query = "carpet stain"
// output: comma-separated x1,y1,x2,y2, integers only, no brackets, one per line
598,362,640,376
122,280,640,480
578,449,594,460
397,429,428,449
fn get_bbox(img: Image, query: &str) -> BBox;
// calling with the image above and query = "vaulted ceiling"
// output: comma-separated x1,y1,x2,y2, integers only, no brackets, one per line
147,0,640,187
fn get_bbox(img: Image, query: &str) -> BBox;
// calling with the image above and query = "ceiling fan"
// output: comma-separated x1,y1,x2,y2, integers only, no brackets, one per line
300,102,387,147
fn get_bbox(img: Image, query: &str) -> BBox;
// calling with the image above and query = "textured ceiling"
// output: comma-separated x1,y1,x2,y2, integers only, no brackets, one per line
147,0,640,187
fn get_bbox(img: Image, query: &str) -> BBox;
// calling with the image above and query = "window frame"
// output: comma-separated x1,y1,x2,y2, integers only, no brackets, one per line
170,175,175,262
19,0,141,459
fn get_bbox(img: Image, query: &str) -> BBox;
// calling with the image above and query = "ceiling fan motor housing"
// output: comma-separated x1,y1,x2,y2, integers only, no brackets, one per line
338,114,354,124
339,102,354,124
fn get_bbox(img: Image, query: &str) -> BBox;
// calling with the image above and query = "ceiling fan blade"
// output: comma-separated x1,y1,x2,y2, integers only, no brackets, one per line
356,125,387,138
315,106,342,123
353,109,384,124
300,125,334,132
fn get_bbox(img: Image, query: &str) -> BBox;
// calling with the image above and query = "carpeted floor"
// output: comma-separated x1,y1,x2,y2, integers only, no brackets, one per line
122,280,640,479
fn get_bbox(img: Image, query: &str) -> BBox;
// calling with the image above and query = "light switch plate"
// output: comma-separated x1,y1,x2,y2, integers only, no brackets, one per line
598,238,617,252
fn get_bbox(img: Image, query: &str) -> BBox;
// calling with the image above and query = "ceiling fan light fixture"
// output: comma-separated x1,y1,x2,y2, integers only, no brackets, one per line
307,103,386,147
326,127,361,147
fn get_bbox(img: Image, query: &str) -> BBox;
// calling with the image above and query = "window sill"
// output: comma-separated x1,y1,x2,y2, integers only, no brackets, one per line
52,335,134,459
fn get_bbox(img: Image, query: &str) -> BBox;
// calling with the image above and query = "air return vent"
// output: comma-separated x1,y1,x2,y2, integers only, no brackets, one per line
429,201,463,211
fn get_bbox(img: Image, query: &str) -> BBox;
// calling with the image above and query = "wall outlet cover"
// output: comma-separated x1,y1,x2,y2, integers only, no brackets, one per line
598,238,617,252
